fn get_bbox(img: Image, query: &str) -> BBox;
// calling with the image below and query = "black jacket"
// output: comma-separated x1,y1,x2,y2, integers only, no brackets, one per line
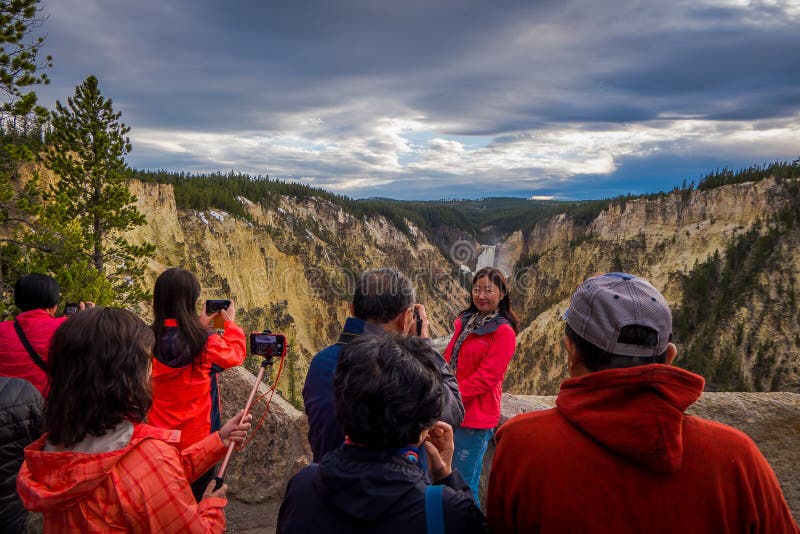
277,445,487,534
0,377,43,534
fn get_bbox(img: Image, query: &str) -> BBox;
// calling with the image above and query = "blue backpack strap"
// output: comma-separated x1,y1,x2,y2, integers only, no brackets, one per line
425,484,445,534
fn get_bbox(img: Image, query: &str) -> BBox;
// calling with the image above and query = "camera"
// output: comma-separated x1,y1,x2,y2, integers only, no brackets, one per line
205,299,231,314
413,307,423,336
64,302,79,316
250,330,287,363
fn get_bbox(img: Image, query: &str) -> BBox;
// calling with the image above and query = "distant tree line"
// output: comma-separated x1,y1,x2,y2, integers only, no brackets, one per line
697,160,800,191
132,169,478,242
133,159,800,247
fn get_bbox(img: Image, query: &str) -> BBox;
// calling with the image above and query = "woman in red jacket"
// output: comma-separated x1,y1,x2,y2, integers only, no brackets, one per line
16,306,251,533
443,267,518,506
148,267,246,501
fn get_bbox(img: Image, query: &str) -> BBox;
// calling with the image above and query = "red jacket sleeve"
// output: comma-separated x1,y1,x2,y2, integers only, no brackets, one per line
179,431,227,483
487,421,537,534
457,325,516,401
204,321,246,369
133,440,227,534
745,440,800,533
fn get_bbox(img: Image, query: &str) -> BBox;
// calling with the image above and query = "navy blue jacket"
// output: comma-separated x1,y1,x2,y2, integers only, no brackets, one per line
303,317,464,463
277,445,487,534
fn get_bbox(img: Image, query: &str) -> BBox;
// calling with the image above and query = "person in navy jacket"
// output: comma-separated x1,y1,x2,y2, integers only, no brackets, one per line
303,267,464,462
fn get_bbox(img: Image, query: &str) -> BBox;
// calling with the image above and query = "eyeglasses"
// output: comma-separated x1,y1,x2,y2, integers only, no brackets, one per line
472,287,496,294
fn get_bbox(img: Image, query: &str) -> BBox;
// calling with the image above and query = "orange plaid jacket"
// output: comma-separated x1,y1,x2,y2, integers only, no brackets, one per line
17,423,228,533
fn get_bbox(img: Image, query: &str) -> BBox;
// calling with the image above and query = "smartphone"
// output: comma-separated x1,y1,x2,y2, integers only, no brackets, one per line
205,299,231,314
205,299,231,329
250,332,287,361
64,302,79,316
413,307,423,336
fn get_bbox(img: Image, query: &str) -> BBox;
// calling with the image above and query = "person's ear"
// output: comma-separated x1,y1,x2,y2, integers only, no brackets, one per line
395,307,413,333
46,305,58,316
416,428,430,446
563,334,587,377
349,303,355,316
563,335,578,366
665,342,677,365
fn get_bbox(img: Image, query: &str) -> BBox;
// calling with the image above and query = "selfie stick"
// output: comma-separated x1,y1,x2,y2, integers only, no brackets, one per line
213,358,273,491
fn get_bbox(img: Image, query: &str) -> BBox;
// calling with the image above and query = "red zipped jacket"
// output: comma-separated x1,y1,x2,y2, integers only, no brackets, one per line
0,310,67,396
443,314,517,429
487,365,800,533
149,320,246,450
17,423,228,533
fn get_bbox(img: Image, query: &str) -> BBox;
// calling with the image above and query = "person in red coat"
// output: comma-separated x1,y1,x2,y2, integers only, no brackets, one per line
15,306,251,533
487,273,799,533
148,267,246,502
443,267,518,506
0,273,91,396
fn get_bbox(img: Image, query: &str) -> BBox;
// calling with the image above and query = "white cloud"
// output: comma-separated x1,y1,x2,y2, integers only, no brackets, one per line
131,105,800,198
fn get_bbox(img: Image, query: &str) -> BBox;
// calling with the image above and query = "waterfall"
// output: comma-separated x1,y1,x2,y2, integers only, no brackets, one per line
476,245,496,271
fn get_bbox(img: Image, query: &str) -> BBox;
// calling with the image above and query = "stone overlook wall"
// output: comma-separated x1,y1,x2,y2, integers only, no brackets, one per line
219,367,800,531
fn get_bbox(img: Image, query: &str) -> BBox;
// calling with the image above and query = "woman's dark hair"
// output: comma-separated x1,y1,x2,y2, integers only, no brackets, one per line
14,273,60,312
334,335,443,449
152,267,208,361
565,323,667,372
460,267,519,333
45,307,154,446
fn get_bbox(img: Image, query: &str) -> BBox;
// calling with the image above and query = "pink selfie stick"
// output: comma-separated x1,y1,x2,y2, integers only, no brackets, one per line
212,358,271,491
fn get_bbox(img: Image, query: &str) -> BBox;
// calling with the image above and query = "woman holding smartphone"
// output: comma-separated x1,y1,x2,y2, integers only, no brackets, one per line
148,267,246,501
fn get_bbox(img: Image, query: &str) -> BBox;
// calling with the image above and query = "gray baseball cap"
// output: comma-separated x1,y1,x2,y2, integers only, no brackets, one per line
563,273,673,357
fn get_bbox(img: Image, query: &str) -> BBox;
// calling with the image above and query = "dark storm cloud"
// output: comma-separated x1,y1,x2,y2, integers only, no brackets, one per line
34,0,800,200
40,0,800,129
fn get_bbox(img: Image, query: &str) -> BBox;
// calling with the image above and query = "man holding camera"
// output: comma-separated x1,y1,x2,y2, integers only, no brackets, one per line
303,267,464,462
487,273,799,533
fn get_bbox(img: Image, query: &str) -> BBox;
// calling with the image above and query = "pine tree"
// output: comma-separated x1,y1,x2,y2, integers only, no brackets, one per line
0,0,51,219
41,75,153,305
0,0,52,316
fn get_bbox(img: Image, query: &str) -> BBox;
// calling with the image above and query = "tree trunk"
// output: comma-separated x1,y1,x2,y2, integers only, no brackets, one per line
93,170,103,273
94,214,103,273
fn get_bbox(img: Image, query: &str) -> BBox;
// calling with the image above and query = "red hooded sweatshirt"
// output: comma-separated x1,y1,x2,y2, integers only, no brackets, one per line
487,365,799,533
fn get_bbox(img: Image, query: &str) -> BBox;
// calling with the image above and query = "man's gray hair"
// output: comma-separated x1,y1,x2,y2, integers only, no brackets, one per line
352,268,415,323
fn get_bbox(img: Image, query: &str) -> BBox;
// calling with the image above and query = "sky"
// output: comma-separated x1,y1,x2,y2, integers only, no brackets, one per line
33,0,800,200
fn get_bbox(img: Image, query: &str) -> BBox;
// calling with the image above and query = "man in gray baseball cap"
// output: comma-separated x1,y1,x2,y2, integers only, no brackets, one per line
487,272,798,533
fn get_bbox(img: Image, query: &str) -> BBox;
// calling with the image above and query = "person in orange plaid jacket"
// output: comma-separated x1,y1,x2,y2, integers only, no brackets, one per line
16,307,251,533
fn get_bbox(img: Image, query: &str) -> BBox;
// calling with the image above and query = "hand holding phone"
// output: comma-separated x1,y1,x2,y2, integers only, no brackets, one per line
204,299,232,329
411,304,429,338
